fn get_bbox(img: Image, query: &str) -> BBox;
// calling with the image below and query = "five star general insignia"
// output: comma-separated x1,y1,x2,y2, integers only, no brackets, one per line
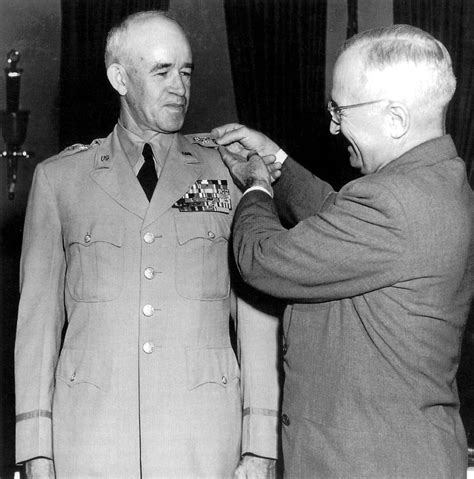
173,180,232,213
187,133,219,148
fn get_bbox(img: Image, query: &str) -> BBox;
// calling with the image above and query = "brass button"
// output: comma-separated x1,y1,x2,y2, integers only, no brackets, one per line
70,371,77,382
144,267,155,280
207,231,216,239
142,342,154,354
282,414,290,426
142,304,154,317
143,232,155,244
221,375,228,385
84,233,91,243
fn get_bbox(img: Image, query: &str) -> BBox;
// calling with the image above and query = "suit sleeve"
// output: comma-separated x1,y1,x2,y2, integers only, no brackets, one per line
233,178,409,302
273,157,334,226
15,163,66,463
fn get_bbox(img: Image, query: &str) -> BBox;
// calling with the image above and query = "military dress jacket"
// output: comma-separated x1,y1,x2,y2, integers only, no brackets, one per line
15,125,280,478
232,136,473,478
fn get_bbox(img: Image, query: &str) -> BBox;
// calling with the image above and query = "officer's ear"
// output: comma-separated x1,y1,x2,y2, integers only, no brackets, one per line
107,63,128,96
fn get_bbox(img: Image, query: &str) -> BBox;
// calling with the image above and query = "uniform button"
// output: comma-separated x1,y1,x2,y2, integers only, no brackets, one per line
221,375,228,385
142,342,154,354
70,371,77,382
142,304,154,316
282,344,288,355
143,232,155,244
84,233,91,243
144,267,155,280
207,231,216,239
282,414,290,426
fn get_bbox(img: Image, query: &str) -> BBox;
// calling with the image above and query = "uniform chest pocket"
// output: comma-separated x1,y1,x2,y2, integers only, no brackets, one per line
174,214,231,300
64,221,124,302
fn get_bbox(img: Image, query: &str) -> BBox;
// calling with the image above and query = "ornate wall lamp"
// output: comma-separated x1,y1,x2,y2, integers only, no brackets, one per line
1,50,33,200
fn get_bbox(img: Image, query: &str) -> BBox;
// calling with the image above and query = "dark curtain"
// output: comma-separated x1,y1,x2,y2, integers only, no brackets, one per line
393,0,474,184
59,0,169,148
224,0,355,189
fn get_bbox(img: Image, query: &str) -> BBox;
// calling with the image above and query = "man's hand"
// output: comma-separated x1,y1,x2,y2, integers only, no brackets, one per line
211,123,280,159
25,458,55,479
218,147,275,194
234,455,277,479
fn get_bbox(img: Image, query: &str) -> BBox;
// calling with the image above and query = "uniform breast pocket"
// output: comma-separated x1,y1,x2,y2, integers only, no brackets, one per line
174,214,231,300
64,221,123,302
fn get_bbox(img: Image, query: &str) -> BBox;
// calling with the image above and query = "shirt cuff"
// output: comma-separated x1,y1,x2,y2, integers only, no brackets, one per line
274,148,288,164
243,185,273,198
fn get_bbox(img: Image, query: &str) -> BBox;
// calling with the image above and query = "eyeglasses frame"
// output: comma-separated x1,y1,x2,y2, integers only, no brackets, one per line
327,98,388,125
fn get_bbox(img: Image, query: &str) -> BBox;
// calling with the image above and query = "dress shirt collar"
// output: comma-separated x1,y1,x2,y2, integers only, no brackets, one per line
116,120,176,175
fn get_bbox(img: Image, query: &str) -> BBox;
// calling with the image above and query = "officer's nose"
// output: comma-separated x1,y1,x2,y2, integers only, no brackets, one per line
169,72,186,96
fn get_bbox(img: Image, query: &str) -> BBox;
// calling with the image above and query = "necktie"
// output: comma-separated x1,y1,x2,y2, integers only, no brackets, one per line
137,143,158,201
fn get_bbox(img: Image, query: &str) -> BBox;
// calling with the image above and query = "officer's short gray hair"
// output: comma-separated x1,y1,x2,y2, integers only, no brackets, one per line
338,24,456,111
105,10,183,68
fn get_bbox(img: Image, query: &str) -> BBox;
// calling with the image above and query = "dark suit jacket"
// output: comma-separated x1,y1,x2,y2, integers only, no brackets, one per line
233,135,473,478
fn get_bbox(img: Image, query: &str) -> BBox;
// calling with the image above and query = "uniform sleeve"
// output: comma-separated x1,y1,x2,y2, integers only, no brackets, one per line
231,287,281,460
233,178,409,302
15,163,66,463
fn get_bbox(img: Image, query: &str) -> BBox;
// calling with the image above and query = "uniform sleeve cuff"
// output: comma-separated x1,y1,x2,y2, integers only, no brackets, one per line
16,414,53,464
241,409,280,459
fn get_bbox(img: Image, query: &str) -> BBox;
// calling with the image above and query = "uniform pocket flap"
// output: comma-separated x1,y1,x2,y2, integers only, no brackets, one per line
175,214,229,245
186,346,240,390
55,349,112,391
65,220,123,247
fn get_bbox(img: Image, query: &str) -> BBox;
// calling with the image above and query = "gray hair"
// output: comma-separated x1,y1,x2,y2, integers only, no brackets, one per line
104,10,183,68
338,24,456,110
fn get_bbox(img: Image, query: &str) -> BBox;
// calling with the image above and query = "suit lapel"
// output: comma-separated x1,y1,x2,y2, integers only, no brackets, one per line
143,134,202,227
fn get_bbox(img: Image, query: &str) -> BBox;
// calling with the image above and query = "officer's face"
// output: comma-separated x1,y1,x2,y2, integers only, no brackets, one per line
121,19,193,135
330,49,391,175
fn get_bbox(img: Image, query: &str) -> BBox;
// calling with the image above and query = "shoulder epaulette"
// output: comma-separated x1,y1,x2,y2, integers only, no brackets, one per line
60,138,103,156
184,133,219,149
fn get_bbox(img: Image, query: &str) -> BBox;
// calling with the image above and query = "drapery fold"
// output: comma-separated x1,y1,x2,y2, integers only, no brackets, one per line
59,0,168,148
223,1,355,187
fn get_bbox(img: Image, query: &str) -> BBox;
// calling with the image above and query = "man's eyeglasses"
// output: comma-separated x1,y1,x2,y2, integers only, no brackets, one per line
327,98,387,125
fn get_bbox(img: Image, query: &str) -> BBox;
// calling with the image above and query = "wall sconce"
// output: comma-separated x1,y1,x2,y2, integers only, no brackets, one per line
1,49,33,200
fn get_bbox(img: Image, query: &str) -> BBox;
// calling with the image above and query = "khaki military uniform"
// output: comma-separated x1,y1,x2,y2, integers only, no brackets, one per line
15,124,280,478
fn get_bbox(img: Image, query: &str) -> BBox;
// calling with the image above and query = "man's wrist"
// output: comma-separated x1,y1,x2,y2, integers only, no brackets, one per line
243,180,273,197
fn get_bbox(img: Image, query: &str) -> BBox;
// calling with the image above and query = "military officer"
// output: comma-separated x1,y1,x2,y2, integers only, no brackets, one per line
15,11,280,478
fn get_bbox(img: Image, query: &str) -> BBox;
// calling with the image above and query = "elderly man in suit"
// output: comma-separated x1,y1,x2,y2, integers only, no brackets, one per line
15,11,280,479
214,24,473,478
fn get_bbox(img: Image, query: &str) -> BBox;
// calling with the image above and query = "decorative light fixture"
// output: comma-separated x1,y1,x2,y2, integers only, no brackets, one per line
1,49,33,200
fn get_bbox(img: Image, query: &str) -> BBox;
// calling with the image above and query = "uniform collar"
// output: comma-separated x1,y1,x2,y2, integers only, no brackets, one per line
116,120,176,172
